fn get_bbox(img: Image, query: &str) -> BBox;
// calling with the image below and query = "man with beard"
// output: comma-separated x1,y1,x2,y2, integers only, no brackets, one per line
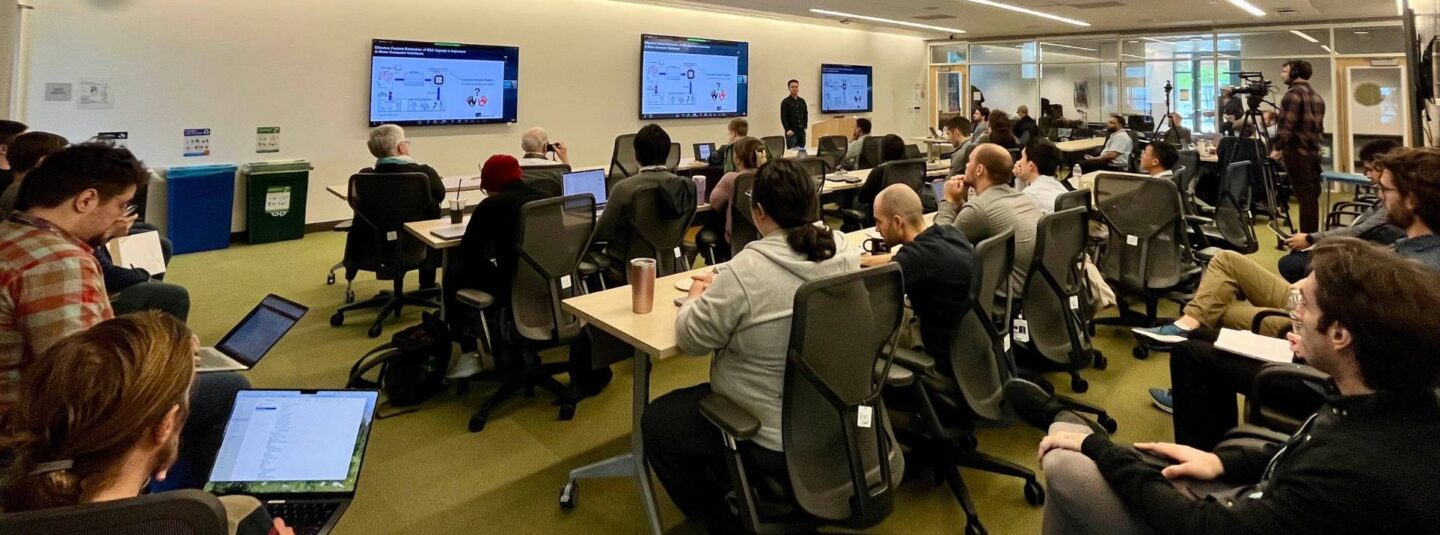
1079,114,1133,173
1270,60,1327,233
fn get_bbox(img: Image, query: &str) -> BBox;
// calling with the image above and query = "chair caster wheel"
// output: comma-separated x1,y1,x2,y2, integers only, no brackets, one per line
1070,376,1089,393
327,273,336,285
330,313,344,327
1093,353,1109,370
1037,379,1056,396
1132,346,1150,359
1024,480,1045,506
469,413,488,433
559,480,578,511
558,403,576,421
345,289,355,304
965,518,988,535
1098,414,1119,434
367,324,383,338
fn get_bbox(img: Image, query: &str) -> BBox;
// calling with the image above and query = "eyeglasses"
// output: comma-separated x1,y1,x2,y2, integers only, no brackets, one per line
1375,184,1400,195
1286,287,1305,333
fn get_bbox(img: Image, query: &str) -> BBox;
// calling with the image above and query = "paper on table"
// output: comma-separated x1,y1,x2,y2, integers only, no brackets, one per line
107,231,166,275
1215,328,1294,363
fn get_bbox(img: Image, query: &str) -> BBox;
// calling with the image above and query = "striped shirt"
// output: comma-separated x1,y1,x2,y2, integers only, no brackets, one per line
1274,80,1326,157
0,214,113,413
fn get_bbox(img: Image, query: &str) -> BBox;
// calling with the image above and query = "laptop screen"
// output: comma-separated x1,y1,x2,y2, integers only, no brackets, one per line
695,143,715,161
206,390,378,495
930,180,945,203
563,169,608,206
215,295,308,366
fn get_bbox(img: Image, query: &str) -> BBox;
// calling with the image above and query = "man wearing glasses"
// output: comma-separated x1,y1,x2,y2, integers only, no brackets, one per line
1276,139,1404,282
1036,237,1440,534
1136,146,1440,413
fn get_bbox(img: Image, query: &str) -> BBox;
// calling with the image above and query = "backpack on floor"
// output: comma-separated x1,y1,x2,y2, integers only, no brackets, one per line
347,312,451,408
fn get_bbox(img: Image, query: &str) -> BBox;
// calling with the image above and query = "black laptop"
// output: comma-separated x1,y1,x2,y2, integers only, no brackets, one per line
205,389,379,535
693,142,717,162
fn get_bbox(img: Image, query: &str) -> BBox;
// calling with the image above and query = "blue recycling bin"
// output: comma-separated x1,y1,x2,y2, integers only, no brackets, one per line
166,164,237,254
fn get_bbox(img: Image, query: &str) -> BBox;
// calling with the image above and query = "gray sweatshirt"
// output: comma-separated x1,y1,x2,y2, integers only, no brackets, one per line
675,229,860,451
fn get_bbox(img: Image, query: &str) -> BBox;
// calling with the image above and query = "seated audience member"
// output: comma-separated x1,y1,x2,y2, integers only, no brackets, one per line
1015,140,1068,213
704,136,766,256
1037,239,1440,534
706,118,749,172
518,126,569,167
0,143,246,490
861,184,975,363
1162,112,1193,147
0,312,295,535
840,117,873,169
977,110,1019,150
942,116,974,178
1277,139,1404,282
1139,139,1180,179
858,133,909,208
593,124,695,282
643,159,862,528
970,107,991,139
938,143,1040,299
354,124,445,289
1,131,68,215
0,119,26,195
1014,105,1039,144
1078,114,1133,173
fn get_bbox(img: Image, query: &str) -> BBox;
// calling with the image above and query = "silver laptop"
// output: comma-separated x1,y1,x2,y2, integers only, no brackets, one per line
197,294,307,373
562,168,609,213
205,389,378,535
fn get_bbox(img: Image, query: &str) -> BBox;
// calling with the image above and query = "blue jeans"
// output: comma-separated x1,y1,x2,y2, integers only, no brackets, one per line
150,371,250,491
1278,251,1309,283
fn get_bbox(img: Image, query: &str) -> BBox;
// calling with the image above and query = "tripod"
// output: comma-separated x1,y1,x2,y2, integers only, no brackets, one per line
1236,95,1296,245
1152,80,1174,142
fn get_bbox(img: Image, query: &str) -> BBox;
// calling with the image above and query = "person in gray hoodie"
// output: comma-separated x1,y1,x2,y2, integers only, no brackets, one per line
641,159,859,526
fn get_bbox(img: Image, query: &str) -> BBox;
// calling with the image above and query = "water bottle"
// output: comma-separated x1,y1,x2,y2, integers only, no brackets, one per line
692,175,707,205
1073,163,1083,180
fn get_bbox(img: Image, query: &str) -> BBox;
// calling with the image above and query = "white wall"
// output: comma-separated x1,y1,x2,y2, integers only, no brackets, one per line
19,0,927,227
0,0,18,118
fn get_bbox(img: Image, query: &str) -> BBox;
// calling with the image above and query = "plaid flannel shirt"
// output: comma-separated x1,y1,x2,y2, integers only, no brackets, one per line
0,214,113,413
1274,80,1326,158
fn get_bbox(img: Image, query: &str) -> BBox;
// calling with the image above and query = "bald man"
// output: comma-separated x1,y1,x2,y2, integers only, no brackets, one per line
863,184,976,362
938,143,1041,298
519,126,570,166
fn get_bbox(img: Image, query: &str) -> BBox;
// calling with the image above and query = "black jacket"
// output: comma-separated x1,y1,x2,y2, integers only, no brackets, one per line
448,181,550,308
893,225,975,363
1014,116,1038,142
781,96,808,132
1082,390,1440,534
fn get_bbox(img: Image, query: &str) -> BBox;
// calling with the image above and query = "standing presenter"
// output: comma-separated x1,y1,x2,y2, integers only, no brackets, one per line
781,79,808,149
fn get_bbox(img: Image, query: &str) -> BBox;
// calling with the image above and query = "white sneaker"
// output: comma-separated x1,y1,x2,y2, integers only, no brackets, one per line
447,351,483,379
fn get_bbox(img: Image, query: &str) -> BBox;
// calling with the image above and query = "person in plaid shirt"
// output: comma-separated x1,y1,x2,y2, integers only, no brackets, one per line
0,143,150,414
1269,59,1327,233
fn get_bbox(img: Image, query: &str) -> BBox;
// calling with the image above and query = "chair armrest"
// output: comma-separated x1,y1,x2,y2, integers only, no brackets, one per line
1184,214,1213,226
888,345,936,375
455,288,495,310
1249,309,1290,334
1247,363,1329,430
700,392,762,440
877,360,914,387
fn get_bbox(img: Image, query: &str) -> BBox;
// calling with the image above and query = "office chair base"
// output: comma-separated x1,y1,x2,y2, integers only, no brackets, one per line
467,360,576,433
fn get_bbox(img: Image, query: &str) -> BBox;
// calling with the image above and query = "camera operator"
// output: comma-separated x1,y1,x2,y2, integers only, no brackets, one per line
1270,59,1327,233
519,127,570,167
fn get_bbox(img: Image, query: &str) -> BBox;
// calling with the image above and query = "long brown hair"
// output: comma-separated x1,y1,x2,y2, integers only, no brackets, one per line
1,312,195,511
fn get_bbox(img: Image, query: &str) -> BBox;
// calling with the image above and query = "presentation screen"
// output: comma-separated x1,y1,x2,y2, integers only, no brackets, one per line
369,39,519,126
820,64,874,114
640,34,749,120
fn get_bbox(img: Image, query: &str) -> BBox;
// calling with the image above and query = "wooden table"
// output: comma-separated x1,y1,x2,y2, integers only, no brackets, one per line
912,136,954,160
556,220,900,534
1056,137,1106,153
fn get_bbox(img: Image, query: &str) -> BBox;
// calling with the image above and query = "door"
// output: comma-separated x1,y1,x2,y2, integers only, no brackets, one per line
929,66,966,131
1341,64,1408,172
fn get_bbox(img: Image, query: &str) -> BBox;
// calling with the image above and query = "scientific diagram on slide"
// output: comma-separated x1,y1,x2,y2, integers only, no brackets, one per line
823,74,870,111
640,35,748,119
371,57,504,121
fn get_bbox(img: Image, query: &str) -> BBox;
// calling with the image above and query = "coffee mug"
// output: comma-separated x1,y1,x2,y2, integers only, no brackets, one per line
863,238,891,255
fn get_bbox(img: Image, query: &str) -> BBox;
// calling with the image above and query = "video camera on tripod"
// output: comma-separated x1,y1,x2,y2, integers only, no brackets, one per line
1229,72,1275,111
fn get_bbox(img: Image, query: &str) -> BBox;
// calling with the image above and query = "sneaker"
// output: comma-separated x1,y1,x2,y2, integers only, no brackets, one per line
1132,324,1192,345
1149,388,1174,414
447,351,484,380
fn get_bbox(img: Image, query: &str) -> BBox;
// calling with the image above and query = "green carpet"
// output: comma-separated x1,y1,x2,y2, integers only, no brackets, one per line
167,219,1289,534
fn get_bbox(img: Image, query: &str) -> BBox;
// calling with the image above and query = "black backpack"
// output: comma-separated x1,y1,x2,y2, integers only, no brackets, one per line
347,312,451,408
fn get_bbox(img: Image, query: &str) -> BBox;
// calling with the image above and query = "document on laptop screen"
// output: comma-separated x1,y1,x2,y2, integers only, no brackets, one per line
210,393,368,484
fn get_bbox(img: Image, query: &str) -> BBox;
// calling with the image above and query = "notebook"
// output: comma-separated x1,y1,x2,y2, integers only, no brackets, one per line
197,294,308,373
205,389,378,535
1215,328,1295,364
105,230,167,276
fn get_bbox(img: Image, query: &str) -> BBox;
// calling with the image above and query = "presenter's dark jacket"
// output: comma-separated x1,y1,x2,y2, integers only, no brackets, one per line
781,96,808,133
1080,389,1440,534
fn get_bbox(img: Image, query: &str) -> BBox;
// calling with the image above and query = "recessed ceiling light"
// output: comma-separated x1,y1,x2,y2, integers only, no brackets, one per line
1290,30,1319,43
808,8,966,33
1355,31,1371,35
1225,0,1267,17
1127,40,1140,44
965,0,1091,27
1321,45,1334,54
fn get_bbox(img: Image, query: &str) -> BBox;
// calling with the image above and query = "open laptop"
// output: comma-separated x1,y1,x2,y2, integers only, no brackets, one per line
197,294,307,373
563,168,609,214
206,389,379,535
929,127,943,139
693,142,716,162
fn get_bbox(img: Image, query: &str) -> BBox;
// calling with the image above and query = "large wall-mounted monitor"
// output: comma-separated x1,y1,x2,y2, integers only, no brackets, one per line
369,39,519,126
640,34,749,120
820,64,873,114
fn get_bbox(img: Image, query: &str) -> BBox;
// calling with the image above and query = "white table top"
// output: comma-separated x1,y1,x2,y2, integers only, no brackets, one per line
1056,137,1106,153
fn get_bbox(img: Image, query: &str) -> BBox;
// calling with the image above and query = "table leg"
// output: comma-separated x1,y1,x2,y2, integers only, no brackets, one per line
439,248,451,321
563,349,663,535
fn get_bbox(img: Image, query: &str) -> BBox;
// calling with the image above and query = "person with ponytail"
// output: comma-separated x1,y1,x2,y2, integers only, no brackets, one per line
0,312,294,535
642,159,859,528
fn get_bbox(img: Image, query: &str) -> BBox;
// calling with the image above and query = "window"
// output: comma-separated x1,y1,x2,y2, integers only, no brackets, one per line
1333,26,1405,55
930,43,968,64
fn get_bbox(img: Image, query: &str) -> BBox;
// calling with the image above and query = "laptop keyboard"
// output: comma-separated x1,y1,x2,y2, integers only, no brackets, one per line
197,349,235,370
266,501,339,535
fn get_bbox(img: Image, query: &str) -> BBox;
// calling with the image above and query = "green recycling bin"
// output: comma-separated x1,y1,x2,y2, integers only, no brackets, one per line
242,160,311,244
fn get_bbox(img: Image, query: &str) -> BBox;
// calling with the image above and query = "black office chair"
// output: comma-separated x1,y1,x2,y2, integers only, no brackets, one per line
841,159,926,230
331,173,441,338
857,137,884,170
0,489,227,535
817,135,849,171
522,163,571,198
1014,207,1107,392
729,171,761,257
608,133,640,187
760,135,786,160
903,144,924,160
889,229,1114,535
793,156,829,181
1187,161,1258,258
700,265,907,533
666,142,682,171
624,184,699,278
456,194,596,431
326,219,356,301
1126,130,1144,173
